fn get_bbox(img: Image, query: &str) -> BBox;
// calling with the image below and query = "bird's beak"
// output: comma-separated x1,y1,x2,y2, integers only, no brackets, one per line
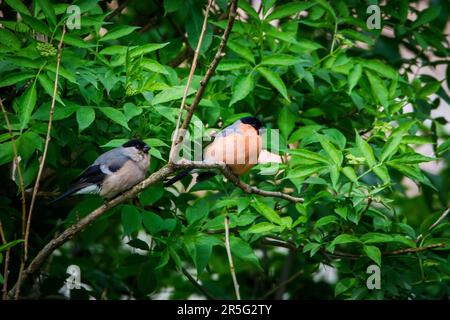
143,145,150,153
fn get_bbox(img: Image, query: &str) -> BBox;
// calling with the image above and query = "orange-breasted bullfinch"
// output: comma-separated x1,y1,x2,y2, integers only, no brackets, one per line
51,139,150,202
164,116,263,187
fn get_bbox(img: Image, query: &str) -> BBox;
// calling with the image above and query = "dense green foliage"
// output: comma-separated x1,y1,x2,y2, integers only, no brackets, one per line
0,0,449,299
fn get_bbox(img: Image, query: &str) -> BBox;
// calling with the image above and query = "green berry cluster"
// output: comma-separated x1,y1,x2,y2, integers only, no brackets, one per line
373,122,393,135
125,84,138,96
37,42,57,57
346,153,365,165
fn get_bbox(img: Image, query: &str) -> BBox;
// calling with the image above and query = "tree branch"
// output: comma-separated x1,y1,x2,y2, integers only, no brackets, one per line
224,215,240,300
172,0,238,150
384,243,446,255
172,161,304,203
181,267,217,300
0,222,11,300
15,27,66,300
8,164,175,298
169,0,214,162
0,99,27,245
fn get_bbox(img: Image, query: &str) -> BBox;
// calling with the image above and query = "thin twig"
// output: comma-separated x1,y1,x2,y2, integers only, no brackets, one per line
169,0,214,162
384,243,446,255
224,215,240,300
0,222,11,300
172,161,304,203
416,208,449,242
261,269,304,300
172,0,238,155
14,27,66,300
221,166,304,203
181,267,217,300
105,0,131,21
0,99,27,239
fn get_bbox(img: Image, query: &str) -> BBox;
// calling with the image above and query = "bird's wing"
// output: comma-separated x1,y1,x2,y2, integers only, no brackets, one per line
72,148,132,185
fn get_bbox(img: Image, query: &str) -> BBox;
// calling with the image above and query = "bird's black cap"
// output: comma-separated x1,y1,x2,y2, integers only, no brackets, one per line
240,116,263,131
123,139,150,153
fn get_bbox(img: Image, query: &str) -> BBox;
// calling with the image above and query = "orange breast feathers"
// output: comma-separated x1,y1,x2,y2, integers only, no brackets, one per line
203,123,262,175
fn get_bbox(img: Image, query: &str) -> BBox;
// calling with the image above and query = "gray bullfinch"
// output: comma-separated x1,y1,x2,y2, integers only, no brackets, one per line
164,116,263,187
52,139,150,202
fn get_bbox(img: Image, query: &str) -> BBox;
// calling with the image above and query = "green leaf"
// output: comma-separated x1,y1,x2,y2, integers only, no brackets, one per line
248,222,277,233
258,67,289,101
229,236,261,269
348,64,362,93
373,165,390,184
163,0,183,13
260,54,301,66
342,166,358,182
230,73,254,106
361,233,394,243
0,72,35,88
217,60,251,71
126,239,149,251
388,153,435,165
278,107,296,138
317,134,342,165
355,132,376,167
331,234,360,246
287,163,327,179
142,211,164,234
362,60,398,80
99,107,130,130
335,278,356,296
121,205,141,235
401,135,434,145
387,163,436,190
76,107,95,132
0,142,14,166
99,45,128,55
364,245,381,265
129,43,169,58
265,2,314,21
252,199,282,225
412,6,440,28
18,82,37,131
335,206,348,220
227,40,255,64
139,185,164,206
366,71,389,107
21,14,51,35
186,7,213,53
315,215,338,228
380,133,404,162
141,59,169,75
37,0,56,27
152,86,196,105
238,0,259,20
0,239,24,252
5,0,31,15
38,73,64,105
186,199,210,225
417,81,441,99
437,139,450,156
0,28,21,50
100,25,140,41
289,149,329,164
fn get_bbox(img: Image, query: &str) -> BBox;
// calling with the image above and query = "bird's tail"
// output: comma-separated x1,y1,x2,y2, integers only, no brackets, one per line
48,189,78,204
164,169,218,187
48,186,83,204
164,169,193,187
